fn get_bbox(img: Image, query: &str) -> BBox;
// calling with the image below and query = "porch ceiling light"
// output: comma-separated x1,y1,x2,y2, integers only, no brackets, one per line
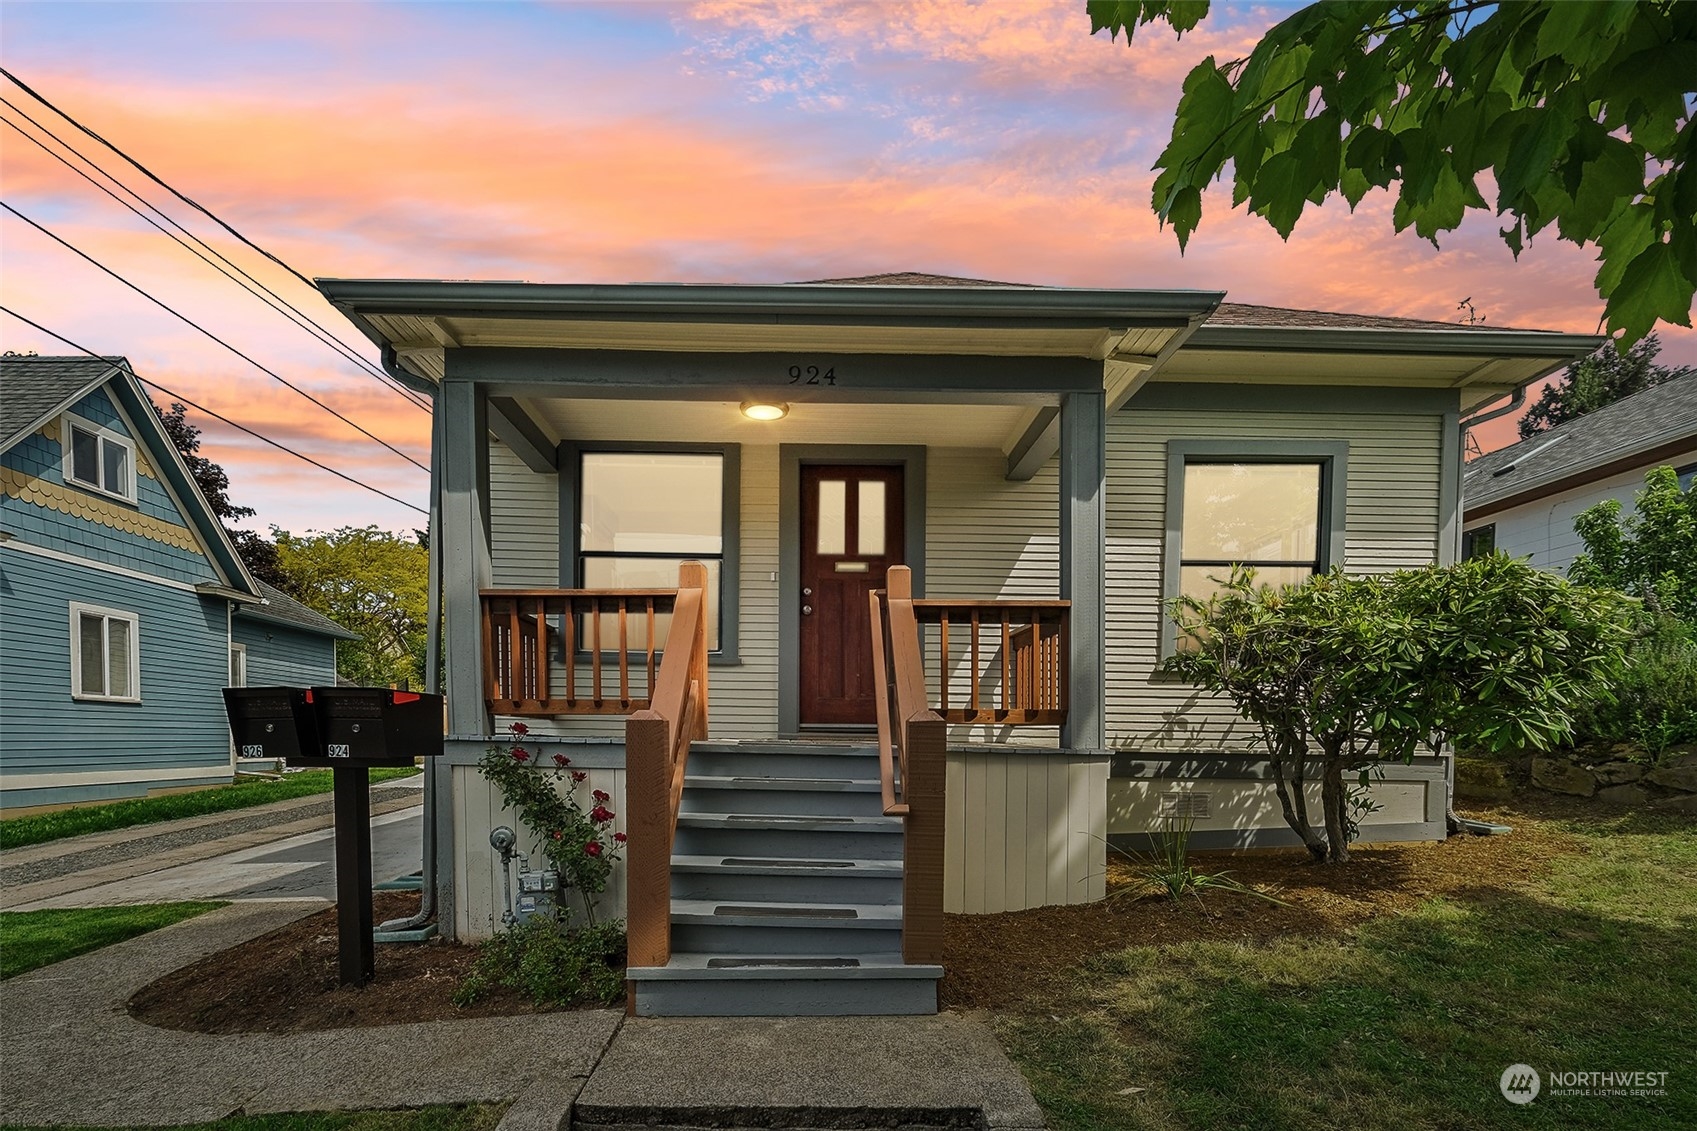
740,400,789,421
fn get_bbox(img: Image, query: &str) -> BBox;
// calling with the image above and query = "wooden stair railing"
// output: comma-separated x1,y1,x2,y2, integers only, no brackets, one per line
869,566,946,966
481,588,682,715
624,561,711,999
910,600,1070,725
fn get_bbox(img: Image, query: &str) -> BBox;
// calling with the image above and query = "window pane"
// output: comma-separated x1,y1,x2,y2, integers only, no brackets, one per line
102,439,129,495
581,453,721,553
817,480,846,554
858,480,886,555
1182,463,1320,562
581,556,721,652
107,618,133,698
1180,564,1316,604
71,427,99,486
78,613,105,696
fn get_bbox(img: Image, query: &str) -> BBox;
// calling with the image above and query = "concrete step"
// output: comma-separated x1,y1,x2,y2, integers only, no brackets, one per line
672,814,904,861
625,952,941,1018
679,775,886,817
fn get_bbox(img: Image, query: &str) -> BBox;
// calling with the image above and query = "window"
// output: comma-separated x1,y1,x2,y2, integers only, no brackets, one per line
69,603,140,701
229,643,247,688
1462,524,1497,559
62,414,136,502
574,448,738,655
1164,440,1347,655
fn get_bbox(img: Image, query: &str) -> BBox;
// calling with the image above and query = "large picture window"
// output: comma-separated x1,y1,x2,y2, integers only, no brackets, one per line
576,449,735,654
1164,440,1347,655
69,602,140,702
62,414,136,503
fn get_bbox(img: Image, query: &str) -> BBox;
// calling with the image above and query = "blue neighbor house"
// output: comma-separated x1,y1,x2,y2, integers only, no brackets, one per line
0,355,354,815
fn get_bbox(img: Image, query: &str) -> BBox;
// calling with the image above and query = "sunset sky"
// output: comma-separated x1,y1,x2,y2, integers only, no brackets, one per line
4,1,1691,538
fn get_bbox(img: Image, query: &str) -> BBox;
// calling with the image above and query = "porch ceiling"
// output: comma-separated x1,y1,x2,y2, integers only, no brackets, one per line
531,397,1033,450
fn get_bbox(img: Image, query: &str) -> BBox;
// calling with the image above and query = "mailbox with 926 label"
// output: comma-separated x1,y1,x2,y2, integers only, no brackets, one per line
222,687,322,763
305,687,443,767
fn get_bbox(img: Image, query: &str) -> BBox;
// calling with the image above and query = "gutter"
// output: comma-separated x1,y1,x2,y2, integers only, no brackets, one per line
381,343,441,398
194,582,263,604
1187,324,1606,359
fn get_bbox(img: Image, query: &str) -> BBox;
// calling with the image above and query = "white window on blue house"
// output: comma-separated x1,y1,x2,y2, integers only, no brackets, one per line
70,603,140,702
62,414,137,503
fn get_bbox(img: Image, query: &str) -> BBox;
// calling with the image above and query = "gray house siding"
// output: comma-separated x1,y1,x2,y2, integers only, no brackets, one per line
233,616,337,687
0,548,235,810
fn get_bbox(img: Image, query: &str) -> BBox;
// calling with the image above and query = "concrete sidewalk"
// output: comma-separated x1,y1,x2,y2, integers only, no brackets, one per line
0,901,1047,1130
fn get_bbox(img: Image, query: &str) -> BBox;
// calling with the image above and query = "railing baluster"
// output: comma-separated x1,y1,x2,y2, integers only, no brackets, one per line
592,597,603,704
646,598,656,702
565,596,577,707
939,611,950,715
1001,615,1011,714
509,603,523,704
537,598,550,706
970,610,980,717
618,599,630,706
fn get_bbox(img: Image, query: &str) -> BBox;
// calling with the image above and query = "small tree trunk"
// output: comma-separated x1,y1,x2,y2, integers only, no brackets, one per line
1269,741,1327,862
1320,761,1351,865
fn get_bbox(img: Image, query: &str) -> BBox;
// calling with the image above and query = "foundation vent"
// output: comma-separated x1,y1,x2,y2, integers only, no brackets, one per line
1159,790,1211,819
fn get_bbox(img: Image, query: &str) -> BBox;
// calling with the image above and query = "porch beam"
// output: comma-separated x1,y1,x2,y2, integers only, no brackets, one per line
1004,407,1058,481
487,395,558,473
1059,390,1106,751
441,378,493,742
448,348,1101,400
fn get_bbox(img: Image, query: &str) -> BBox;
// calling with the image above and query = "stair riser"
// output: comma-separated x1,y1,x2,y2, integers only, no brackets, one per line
628,976,937,1018
686,751,882,779
670,871,903,904
679,788,886,818
673,826,904,861
670,922,904,955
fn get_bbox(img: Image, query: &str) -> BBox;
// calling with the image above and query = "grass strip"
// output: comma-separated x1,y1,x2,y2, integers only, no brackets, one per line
0,1103,504,1131
0,902,227,979
0,767,420,850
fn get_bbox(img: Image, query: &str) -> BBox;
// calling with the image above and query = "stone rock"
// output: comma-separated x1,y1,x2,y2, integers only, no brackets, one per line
1647,753,1697,793
1531,756,1597,798
1605,742,1645,763
1591,761,1646,786
1595,783,1651,807
1650,792,1697,814
1454,758,1514,802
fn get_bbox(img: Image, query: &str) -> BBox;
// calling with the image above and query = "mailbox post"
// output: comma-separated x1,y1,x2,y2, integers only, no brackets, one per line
223,686,442,987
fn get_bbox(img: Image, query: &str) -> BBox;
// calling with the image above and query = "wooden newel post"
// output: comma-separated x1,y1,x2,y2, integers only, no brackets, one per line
678,560,710,740
902,709,946,965
625,711,672,980
886,564,912,602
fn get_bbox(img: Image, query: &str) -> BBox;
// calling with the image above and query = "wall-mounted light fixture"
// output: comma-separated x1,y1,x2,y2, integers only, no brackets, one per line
740,400,790,421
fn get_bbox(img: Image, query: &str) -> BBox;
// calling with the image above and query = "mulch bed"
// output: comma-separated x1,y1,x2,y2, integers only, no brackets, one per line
128,892,555,1034
130,806,1593,1031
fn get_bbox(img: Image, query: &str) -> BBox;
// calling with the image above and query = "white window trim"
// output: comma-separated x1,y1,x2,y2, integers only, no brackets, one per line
229,642,248,687
69,601,142,703
61,412,138,504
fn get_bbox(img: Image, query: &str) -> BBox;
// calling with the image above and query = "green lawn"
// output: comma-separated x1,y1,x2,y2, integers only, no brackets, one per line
0,902,227,979
0,767,420,850
0,1105,503,1131
995,809,1697,1131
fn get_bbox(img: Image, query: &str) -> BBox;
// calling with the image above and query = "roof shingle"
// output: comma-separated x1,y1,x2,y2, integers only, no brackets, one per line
0,355,128,449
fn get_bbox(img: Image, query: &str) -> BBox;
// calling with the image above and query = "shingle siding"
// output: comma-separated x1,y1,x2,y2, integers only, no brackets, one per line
232,618,338,688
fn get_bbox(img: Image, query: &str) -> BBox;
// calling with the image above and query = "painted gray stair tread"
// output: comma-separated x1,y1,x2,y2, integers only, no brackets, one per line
671,898,902,927
684,775,882,792
675,813,901,832
687,741,878,755
670,854,901,875
628,951,942,979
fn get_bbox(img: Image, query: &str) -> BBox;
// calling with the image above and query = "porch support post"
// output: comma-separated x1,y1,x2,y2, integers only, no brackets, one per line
1059,389,1106,751
441,378,493,742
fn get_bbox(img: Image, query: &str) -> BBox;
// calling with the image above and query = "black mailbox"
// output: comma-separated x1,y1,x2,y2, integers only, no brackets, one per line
306,687,444,768
222,687,321,763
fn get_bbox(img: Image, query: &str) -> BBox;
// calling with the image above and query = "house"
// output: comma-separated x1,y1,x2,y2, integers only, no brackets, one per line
320,273,1602,1015
1463,369,1697,572
0,355,353,814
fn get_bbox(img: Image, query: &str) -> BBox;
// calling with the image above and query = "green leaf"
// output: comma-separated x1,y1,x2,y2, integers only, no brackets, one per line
1248,150,1312,239
1163,184,1204,251
1605,241,1696,345
1561,138,1647,245
1495,105,1576,209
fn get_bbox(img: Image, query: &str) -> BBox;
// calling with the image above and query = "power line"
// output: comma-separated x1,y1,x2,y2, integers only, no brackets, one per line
0,306,429,516
1,64,319,293
1,199,430,472
0,98,431,413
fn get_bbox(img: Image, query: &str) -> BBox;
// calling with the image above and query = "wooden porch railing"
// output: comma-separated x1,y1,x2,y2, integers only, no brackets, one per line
911,600,1070,725
868,566,947,965
481,589,682,715
624,561,711,989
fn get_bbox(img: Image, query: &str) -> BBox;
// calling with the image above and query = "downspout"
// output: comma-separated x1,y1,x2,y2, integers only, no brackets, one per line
379,351,443,933
1458,382,1529,431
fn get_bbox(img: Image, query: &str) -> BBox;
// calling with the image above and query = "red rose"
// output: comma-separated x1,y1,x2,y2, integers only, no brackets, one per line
511,748,530,763
509,722,530,736
552,753,569,768
612,831,628,844
552,830,563,840
590,805,614,823
584,840,603,857
571,771,587,783
592,789,610,803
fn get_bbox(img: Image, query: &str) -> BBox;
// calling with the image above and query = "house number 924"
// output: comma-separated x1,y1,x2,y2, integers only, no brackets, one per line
788,365,836,385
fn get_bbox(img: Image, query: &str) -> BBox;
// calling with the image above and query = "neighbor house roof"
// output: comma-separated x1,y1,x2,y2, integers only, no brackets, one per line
0,355,128,450
238,580,359,640
1464,369,1697,520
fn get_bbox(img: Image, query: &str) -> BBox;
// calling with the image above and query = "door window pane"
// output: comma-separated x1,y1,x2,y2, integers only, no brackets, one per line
817,480,847,554
79,613,105,696
107,619,132,698
858,481,886,555
1181,463,1320,561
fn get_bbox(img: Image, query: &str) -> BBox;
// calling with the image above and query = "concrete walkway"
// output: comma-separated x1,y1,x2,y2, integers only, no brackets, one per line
0,901,1047,1130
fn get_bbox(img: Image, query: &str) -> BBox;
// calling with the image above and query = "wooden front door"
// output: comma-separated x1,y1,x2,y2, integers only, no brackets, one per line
799,464,905,726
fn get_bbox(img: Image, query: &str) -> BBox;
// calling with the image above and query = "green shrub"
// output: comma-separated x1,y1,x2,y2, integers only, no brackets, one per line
1576,613,1697,755
454,918,625,1009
